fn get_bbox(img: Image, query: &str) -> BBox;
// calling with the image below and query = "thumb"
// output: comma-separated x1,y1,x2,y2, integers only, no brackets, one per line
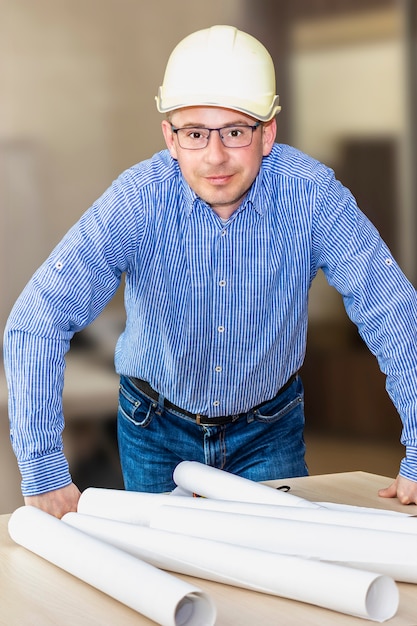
378,478,398,499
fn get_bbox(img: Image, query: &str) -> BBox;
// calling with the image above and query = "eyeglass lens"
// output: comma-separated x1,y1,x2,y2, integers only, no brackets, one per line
174,124,259,149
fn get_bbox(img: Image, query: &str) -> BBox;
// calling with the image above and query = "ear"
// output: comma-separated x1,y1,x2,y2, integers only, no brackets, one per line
261,118,277,157
161,120,178,160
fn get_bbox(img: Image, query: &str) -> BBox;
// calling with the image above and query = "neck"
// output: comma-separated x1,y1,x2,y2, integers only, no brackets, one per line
212,206,237,220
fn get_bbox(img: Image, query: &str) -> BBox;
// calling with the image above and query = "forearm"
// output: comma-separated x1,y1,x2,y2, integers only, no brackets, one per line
4,328,71,496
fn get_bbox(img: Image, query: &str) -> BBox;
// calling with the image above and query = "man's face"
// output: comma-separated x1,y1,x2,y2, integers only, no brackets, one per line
161,107,276,218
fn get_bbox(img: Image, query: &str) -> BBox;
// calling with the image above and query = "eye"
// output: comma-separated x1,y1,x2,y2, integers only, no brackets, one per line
184,129,209,141
228,127,243,138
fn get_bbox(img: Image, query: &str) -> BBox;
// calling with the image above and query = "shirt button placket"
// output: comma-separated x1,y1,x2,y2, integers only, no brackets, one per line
210,226,230,415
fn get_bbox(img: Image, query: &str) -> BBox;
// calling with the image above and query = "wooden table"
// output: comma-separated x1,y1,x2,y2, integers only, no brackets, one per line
1,472,417,625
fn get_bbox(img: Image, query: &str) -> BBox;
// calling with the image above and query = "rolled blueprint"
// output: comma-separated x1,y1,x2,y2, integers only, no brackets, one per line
63,512,399,623
151,505,417,583
77,487,415,533
173,461,321,508
8,506,216,626
78,488,193,525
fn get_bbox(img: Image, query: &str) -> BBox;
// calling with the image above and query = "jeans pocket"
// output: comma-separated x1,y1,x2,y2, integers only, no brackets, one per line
118,378,155,428
253,395,303,424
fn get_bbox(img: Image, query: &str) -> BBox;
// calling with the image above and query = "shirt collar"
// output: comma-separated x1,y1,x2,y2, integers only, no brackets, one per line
179,177,199,217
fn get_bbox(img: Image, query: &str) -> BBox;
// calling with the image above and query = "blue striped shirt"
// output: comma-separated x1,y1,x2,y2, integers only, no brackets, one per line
4,143,417,495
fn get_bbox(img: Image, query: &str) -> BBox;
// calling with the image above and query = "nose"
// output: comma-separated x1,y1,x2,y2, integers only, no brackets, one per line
204,129,228,163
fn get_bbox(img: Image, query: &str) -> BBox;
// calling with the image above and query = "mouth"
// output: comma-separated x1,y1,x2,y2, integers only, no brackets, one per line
205,174,233,186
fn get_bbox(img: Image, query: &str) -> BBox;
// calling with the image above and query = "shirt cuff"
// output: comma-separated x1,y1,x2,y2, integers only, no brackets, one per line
399,446,417,483
18,450,72,497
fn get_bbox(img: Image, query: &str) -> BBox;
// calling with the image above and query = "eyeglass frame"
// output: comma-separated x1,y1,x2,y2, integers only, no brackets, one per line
170,122,261,150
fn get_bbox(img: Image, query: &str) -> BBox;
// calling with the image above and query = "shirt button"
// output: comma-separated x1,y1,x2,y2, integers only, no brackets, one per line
219,280,226,287
217,325,225,333
215,366,222,372
213,400,220,407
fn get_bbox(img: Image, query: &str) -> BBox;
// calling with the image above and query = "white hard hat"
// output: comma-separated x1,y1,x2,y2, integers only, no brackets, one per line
156,25,281,122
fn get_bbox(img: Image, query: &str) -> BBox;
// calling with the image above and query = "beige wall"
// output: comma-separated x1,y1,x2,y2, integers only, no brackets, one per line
0,0,245,333
291,40,405,165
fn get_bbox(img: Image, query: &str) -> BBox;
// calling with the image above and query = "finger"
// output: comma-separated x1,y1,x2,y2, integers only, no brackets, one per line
378,482,397,499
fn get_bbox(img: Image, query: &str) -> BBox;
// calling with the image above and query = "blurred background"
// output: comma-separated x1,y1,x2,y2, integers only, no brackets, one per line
1,0,415,512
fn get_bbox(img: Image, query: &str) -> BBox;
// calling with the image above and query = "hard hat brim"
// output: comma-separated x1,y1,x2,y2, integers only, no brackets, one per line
156,89,281,122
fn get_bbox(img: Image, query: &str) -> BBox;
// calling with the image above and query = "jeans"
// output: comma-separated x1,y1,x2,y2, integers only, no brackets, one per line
117,374,308,492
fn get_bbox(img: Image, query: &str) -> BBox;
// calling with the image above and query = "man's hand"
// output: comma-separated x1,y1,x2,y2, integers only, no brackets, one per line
24,482,81,518
378,474,417,505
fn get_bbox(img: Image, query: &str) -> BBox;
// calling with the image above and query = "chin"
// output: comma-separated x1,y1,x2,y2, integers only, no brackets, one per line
202,189,243,209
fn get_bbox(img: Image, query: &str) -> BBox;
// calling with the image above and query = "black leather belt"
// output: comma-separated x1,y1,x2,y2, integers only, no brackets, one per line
128,373,297,426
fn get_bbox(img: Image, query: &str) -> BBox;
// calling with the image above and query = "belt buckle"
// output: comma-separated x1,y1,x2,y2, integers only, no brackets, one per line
196,414,202,425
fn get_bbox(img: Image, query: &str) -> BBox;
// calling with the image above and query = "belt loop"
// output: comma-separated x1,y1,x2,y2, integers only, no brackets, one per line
196,414,202,425
156,392,165,416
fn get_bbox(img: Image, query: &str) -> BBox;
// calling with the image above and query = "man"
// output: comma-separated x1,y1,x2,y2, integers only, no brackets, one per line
4,25,417,518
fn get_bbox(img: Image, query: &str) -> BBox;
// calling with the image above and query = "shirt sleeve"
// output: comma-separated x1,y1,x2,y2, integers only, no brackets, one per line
3,171,143,495
312,168,417,482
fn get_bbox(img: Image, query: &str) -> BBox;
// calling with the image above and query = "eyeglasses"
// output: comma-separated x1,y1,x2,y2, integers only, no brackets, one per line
171,122,261,150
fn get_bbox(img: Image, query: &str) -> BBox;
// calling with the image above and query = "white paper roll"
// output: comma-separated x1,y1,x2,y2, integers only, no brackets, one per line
151,505,417,584
78,487,184,525
77,487,416,533
165,496,415,532
173,461,321,508
63,512,399,622
8,506,216,626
